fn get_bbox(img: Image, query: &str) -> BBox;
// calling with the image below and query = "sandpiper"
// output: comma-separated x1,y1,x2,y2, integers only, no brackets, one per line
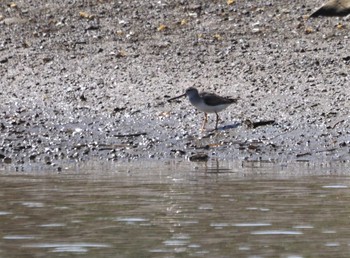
168,87,238,130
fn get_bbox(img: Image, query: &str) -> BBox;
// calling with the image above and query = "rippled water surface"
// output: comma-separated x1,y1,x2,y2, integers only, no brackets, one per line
1,161,350,257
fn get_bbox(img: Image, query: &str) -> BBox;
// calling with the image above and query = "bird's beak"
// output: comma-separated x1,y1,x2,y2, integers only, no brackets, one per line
167,93,186,102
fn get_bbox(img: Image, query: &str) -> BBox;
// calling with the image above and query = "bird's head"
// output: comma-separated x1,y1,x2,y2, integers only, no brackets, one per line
185,87,199,97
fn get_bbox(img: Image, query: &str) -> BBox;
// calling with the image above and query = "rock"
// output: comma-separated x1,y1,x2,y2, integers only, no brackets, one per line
310,0,350,17
0,57,9,63
3,17,27,25
3,157,12,164
189,153,209,162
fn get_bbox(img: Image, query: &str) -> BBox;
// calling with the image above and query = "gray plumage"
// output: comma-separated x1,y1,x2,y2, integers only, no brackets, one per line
168,87,238,130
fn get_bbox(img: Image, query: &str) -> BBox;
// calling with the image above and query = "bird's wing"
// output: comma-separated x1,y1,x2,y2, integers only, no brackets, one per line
200,92,237,106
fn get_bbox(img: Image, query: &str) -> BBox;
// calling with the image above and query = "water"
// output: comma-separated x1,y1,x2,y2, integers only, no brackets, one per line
0,161,350,257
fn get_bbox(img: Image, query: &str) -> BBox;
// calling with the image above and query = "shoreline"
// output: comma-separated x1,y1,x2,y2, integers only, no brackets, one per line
1,0,349,168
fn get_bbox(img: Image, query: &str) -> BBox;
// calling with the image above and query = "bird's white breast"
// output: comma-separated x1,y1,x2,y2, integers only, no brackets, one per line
191,101,230,113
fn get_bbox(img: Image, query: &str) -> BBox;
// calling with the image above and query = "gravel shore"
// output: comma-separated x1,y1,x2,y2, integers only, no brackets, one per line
1,0,349,169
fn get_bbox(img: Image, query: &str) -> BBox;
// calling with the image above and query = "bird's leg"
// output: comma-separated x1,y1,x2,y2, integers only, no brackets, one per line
201,113,208,131
215,112,220,130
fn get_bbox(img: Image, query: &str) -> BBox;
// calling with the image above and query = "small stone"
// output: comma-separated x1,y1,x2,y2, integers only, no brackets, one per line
3,157,12,164
0,57,8,63
189,153,209,162
44,156,51,165
3,17,26,25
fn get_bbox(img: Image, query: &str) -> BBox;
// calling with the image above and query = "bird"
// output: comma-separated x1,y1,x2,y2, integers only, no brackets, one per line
310,0,350,17
168,87,238,130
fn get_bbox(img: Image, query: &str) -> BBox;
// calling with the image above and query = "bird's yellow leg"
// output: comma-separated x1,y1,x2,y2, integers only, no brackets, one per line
201,113,208,131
